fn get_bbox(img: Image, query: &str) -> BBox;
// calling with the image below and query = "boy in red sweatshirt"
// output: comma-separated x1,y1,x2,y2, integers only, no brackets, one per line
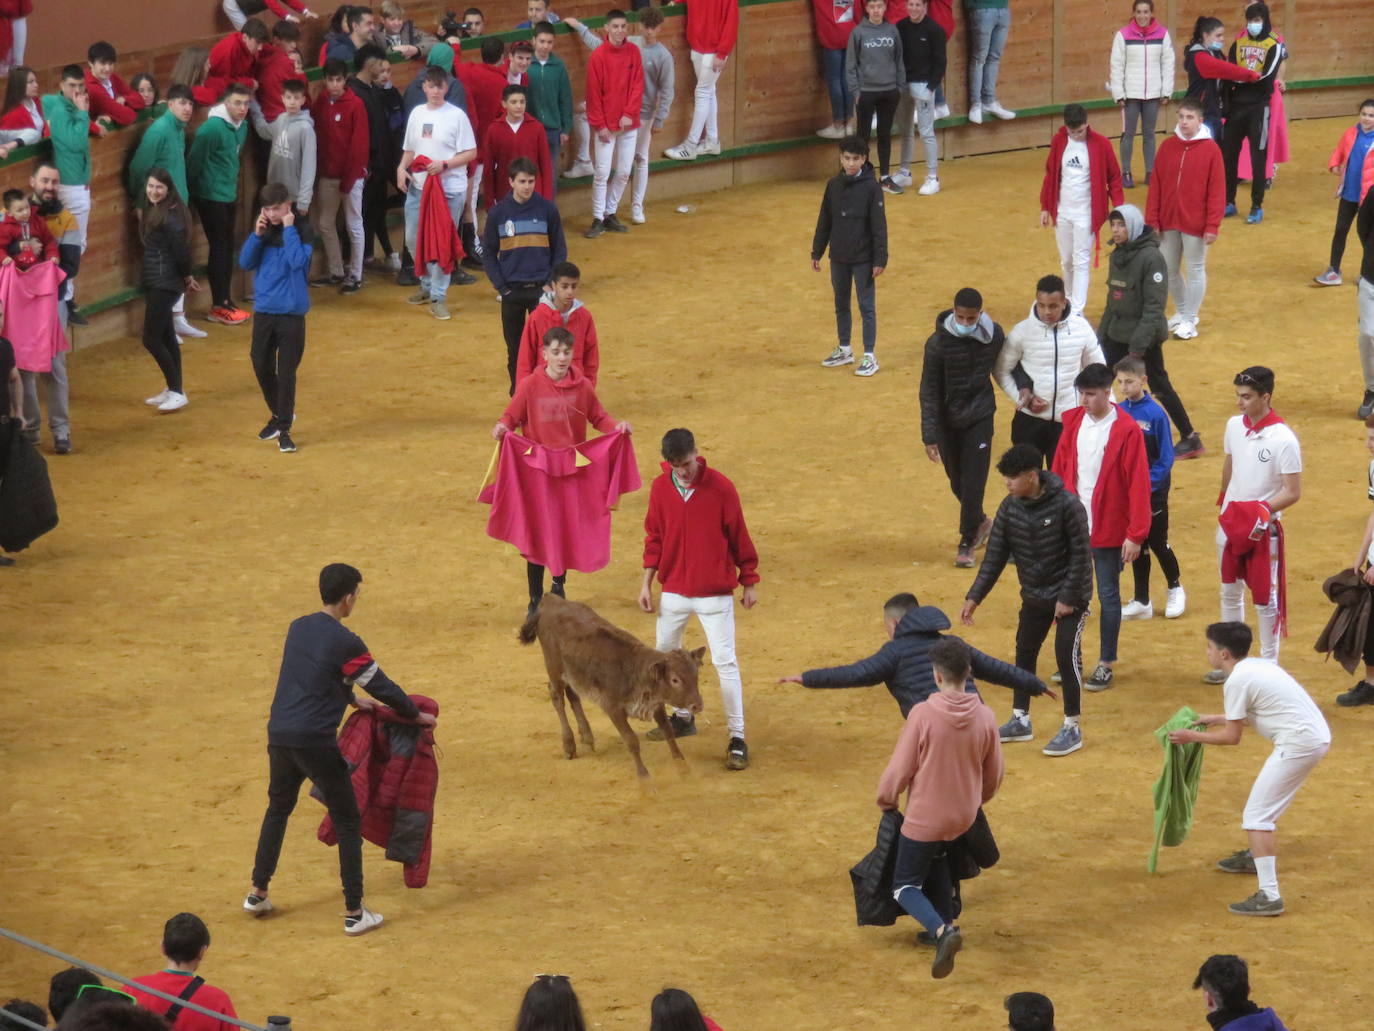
516,260,599,384
456,37,511,258
208,18,267,95
584,9,643,238
877,637,1001,978
311,59,370,293
84,42,145,128
254,20,304,126
1050,362,1152,694
0,189,57,269
639,427,759,771
484,84,552,206
663,0,737,161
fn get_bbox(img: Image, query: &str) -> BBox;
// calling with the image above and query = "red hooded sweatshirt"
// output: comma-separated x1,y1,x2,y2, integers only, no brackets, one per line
517,294,600,385
811,0,858,51
207,31,259,95
311,87,369,190
686,0,740,58
483,115,553,207
926,0,953,38
1146,125,1227,238
0,211,57,267
1050,404,1153,548
499,368,618,449
643,458,759,598
456,62,509,162
254,42,298,124
83,68,145,128
586,38,645,132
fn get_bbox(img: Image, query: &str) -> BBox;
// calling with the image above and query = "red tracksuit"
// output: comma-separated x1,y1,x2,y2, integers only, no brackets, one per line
483,115,553,206
586,39,644,132
517,300,599,384
83,69,145,128
312,88,369,191
254,43,298,124
685,0,740,57
1146,130,1227,239
643,458,759,598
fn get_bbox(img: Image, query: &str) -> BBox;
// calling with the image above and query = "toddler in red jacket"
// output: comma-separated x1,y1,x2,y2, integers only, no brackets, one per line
0,189,57,269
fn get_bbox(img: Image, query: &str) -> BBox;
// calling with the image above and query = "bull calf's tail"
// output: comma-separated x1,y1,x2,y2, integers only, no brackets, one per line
517,606,540,645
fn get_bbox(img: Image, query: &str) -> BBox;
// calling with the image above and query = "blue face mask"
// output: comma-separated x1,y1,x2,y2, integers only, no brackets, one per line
951,318,978,337
1247,20,1264,36
1207,39,1224,51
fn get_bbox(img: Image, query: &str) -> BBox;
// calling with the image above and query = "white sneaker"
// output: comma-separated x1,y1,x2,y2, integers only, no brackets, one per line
563,160,594,178
1167,312,1184,330
630,205,645,225
387,252,402,271
934,102,951,120
967,104,984,124
157,391,188,412
816,124,845,139
243,893,274,916
855,353,879,377
664,141,698,161
985,101,1017,120
1121,599,1153,620
891,168,914,188
1166,585,1187,619
821,345,854,367
1173,319,1198,340
343,906,384,936
173,315,207,339
918,176,941,196
699,137,721,156
145,389,170,407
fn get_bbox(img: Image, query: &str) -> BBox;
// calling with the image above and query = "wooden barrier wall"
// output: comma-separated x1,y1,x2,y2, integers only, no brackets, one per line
5,0,1374,348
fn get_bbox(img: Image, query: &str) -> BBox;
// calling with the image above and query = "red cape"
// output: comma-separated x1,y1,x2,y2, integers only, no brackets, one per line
414,161,464,273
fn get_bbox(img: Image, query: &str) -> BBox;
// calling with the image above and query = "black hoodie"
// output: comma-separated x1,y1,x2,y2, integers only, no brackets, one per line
812,162,888,266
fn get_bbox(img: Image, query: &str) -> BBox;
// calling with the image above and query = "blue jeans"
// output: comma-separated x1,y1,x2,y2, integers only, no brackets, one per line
830,260,876,353
404,180,466,300
546,127,562,196
1092,545,1123,663
822,47,852,123
966,6,1011,107
891,834,955,934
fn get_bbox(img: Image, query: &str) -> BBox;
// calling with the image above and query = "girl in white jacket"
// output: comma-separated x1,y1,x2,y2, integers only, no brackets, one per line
1110,0,1175,189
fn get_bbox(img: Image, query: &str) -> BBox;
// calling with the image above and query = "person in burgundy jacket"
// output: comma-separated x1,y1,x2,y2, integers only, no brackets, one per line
83,42,145,129
206,18,267,97
584,10,644,238
484,83,552,206
639,427,759,771
663,0,738,160
311,59,370,291
1050,362,1152,695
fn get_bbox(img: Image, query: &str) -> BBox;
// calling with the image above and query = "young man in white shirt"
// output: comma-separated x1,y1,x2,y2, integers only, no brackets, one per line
397,66,477,321
1169,621,1330,917
1206,366,1302,681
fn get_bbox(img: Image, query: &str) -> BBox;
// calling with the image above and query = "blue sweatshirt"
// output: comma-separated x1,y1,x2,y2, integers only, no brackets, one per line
481,192,567,294
1122,392,1174,493
238,225,312,315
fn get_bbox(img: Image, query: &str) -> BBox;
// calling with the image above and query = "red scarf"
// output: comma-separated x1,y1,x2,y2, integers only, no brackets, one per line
1242,407,1284,436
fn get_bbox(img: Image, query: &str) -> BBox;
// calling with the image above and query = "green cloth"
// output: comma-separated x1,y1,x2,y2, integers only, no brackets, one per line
41,93,92,187
1149,706,1205,873
128,107,189,206
427,42,454,71
964,0,1009,8
187,111,247,204
527,52,574,135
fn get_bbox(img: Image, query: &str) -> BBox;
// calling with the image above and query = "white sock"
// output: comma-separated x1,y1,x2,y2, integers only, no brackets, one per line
1063,715,1079,728
1254,855,1279,899
1013,708,1028,720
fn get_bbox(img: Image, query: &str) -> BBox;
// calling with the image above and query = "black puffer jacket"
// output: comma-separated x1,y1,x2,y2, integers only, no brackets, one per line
811,162,888,266
140,206,191,293
919,309,1010,442
967,471,1092,608
801,605,1047,717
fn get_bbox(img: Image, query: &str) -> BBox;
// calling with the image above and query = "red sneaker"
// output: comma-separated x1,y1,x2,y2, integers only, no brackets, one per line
208,306,250,326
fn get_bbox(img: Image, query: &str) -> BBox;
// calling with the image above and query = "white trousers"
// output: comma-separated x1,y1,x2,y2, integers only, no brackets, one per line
316,178,364,281
222,0,248,29
631,120,655,213
57,184,90,252
1358,278,1374,391
1242,743,1327,832
1160,229,1209,323
573,103,591,164
1054,214,1092,313
686,50,722,145
466,163,484,225
10,16,25,65
1217,525,1281,662
592,129,637,218
656,591,745,737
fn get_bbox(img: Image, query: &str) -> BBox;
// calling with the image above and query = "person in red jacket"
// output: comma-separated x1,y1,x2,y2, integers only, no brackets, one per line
1050,362,1151,693
663,0,737,161
1146,97,1225,343
0,188,57,268
129,913,239,1031
455,37,510,253
254,20,303,126
639,427,759,771
484,83,552,206
1038,103,1123,316
584,9,643,238
812,0,858,138
311,59,370,293
516,260,599,384
83,42,145,128
207,18,267,96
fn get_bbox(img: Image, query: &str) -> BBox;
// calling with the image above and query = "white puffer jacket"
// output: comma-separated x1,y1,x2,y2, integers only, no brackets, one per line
996,304,1105,423
1109,19,1175,102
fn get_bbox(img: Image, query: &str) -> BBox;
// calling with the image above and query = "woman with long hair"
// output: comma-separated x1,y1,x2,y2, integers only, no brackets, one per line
169,45,220,106
514,974,587,1031
1108,0,1173,188
1183,15,1258,143
649,989,723,1031
130,73,160,109
0,65,42,152
139,168,200,412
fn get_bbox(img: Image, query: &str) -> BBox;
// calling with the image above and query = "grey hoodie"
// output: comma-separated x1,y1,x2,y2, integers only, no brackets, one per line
846,19,904,96
255,108,318,211
1112,202,1145,242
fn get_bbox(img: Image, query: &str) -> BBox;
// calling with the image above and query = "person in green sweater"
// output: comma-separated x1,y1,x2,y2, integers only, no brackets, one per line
188,83,251,326
529,21,573,191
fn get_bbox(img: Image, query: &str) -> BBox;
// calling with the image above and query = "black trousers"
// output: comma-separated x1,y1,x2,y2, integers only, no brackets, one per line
194,197,237,307
1101,338,1195,438
1331,197,1361,272
1130,489,1182,602
501,283,545,395
1010,410,1062,466
142,287,183,393
936,415,993,544
361,169,394,258
1014,597,1087,717
251,744,363,910
250,313,306,428
1222,100,1270,209
527,561,567,602
855,88,901,176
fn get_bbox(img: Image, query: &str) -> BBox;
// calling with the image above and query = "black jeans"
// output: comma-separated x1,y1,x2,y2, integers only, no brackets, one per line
251,744,363,910
1131,488,1181,602
1222,100,1270,209
936,415,993,544
1101,339,1194,438
142,287,183,393
830,260,876,354
1014,596,1087,717
1010,410,1062,466
1331,197,1361,272
501,284,546,395
362,169,394,258
250,313,306,428
194,197,237,307
855,89,900,176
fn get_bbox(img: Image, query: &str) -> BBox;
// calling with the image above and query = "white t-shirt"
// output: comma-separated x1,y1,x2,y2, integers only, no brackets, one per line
1221,414,1302,515
1223,657,1331,753
1075,405,1117,532
402,101,476,191
1059,138,1092,220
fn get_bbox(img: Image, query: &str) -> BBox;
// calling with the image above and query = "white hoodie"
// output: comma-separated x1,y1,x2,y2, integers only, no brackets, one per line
996,303,1105,423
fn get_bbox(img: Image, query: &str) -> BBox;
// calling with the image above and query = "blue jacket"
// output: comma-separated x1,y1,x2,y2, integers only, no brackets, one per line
1208,1006,1288,1031
481,192,567,294
1121,392,1173,493
800,605,1048,717
238,225,312,316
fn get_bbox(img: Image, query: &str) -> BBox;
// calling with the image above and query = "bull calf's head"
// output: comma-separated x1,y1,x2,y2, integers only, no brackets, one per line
655,646,706,713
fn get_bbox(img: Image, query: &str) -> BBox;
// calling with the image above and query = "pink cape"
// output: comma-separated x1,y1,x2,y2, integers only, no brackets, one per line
1233,32,1289,180
0,260,69,373
478,430,641,576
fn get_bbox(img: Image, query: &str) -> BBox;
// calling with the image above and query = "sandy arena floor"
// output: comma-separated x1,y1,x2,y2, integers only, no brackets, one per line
3,116,1372,1029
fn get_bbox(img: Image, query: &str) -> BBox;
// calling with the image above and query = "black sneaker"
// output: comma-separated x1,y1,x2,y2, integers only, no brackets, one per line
1337,680,1374,707
584,218,605,239
257,421,281,441
1084,663,1114,691
340,278,361,294
452,267,478,286
395,268,419,286
931,925,963,979
725,736,749,770
310,274,345,287
0,555,15,567
278,431,297,453
54,437,71,455
603,213,629,233
1174,433,1205,460
550,580,566,598
460,254,485,271
67,304,90,326
915,929,937,947
646,713,697,741
1122,170,1135,189
1358,391,1374,421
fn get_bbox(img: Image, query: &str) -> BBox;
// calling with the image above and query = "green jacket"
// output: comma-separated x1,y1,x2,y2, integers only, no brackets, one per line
527,53,573,135
128,106,189,206
41,93,92,187
1098,227,1169,355
964,0,1009,9
187,105,247,204
1149,706,1204,873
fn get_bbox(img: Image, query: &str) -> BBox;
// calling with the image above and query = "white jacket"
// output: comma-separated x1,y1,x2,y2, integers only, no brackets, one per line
996,304,1105,423
1109,20,1175,102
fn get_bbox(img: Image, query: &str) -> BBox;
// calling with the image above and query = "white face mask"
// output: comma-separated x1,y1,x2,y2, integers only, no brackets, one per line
1247,20,1264,35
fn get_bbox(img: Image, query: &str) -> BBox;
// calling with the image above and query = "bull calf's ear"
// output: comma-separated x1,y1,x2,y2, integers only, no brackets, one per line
690,646,707,667
651,659,669,681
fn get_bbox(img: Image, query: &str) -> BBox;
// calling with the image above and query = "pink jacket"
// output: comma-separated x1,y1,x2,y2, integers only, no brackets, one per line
0,260,69,373
1329,125,1374,203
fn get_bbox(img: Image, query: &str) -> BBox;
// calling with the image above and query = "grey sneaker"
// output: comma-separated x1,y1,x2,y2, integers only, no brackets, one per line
1217,848,1257,874
1359,391,1374,421
930,925,963,979
998,714,1032,742
1042,722,1082,757
407,289,430,305
1314,267,1343,287
646,713,697,741
1229,891,1284,917
854,353,880,377
1203,668,1227,684
430,300,452,321
821,346,855,367
1083,664,1114,692
1337,680,1374,706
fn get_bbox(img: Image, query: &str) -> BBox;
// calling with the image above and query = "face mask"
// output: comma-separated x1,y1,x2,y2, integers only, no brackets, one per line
1207,39,1224,51
1247,20,1263,36
951,318,977,337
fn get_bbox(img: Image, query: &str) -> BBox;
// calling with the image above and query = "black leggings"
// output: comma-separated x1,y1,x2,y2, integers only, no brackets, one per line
527,562,566,602
1014,598,1087,717
936,414,993,544
362,170,394,258
141,286,183,393
855,89,901,176
1222,100,1270,209
1131,490,1182,602
194,197,237,307
1331,197,1361,273
1102,339,1194,438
